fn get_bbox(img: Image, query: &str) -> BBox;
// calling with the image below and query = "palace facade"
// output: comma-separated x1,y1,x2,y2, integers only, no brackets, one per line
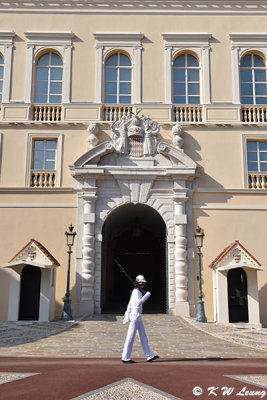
0,0,267,326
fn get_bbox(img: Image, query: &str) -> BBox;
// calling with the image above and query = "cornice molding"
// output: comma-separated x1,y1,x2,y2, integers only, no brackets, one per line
24,31,75,46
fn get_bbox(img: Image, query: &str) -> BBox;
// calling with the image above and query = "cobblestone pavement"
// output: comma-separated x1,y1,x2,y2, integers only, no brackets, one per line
185,317,267,352
0,315,266,358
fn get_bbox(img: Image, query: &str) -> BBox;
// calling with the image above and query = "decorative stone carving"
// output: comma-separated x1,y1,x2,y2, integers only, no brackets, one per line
111,111,159,156
88,123,99,148
172,122,184,150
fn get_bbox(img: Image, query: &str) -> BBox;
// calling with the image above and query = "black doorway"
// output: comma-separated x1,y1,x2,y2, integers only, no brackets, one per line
19,265,41,320
227,267,249,323
101,203,167,314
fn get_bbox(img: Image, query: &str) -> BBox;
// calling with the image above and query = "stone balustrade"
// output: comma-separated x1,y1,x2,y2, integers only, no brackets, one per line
173,105,202,123
242,106,267,123
30,170,56,187
103,105,133,121
32,105,62,122
248,173,267,189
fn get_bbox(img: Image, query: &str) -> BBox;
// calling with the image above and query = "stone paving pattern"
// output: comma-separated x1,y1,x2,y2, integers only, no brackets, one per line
73,379,178,400
229,375,267,389
0,315,266,358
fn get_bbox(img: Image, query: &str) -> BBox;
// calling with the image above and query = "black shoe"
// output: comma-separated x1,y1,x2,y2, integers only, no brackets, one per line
147,355,159,362
121,359,135,363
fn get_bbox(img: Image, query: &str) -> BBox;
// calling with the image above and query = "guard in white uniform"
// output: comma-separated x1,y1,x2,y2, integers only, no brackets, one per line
121,275,159,363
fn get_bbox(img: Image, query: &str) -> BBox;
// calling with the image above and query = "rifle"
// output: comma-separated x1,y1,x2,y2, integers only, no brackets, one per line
114,259,147,295
115,259,135,286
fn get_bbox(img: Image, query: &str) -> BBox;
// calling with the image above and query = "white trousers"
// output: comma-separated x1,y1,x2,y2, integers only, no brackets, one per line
122,317,154,361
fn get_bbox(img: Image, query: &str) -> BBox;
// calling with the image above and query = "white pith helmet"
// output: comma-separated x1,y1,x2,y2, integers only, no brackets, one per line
136,275,146,283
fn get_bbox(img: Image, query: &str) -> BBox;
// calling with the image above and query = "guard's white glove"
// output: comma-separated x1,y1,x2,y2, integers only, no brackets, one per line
123,314,129,324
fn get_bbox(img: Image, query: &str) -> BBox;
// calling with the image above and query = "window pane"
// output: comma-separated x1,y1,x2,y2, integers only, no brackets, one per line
105,95,117,103
248,162,258,171
173,69,185,81
0,94,2,103
45,161,55,170
51,53,63,66
260,152,267,161
36,68,48,80
105,68,117,81
34,150,44,160
119,95,131,103
120,68,131,81
35,81,48,94
187,55,199,67
240,55,252,67
34,141,43,151
240,69,252,82
46,150,56,160
247,142,257,151
188,69,199,82
241,83,253,95
119,54,131,66
0,55,4,64
174,55,185,67
188,96,200,104
260,162,267,171
255,83,267,96
51,68,63,80
259,142,267,151
174,82,185,95
119,82,131,94
35,95,47,103
49,95,62,103
0,66,4,79
0,80,3,93
37,54,49,66
105,82,117,95
247,152,258,161
50,82,62,95
173,95,186,104
255,97,267,104
46,140,57,150
33,160,43,170
188,83,200,95
241,96,253,104
255,70,266,83
254,55,265,67
106,54,118,67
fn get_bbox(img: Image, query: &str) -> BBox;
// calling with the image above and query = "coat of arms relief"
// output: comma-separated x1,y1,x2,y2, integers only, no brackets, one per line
111,111,160,157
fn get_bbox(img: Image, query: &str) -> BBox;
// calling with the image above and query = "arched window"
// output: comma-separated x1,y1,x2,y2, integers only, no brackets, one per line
104,53,132,104
0,54,4,103
173,53,200,104
240,53,267,105
35,52,63,104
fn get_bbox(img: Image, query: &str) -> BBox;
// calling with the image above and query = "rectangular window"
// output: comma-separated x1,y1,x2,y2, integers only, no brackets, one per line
32,139,57,170
247,141,267,172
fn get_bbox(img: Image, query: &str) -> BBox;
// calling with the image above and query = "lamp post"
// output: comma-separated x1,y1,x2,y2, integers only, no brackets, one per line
61,224,76,321
194,225,207,322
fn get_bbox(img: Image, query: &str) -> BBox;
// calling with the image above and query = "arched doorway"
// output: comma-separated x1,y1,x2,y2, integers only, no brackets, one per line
227,267,249,323
19,265,41,320
101,203,167,314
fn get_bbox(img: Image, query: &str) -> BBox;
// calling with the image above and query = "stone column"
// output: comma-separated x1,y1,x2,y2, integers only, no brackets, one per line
174,192,190,316
81,191,97,315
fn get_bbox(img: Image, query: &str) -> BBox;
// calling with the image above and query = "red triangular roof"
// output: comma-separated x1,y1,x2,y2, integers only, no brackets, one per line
209,240,261,268
8,238,60,266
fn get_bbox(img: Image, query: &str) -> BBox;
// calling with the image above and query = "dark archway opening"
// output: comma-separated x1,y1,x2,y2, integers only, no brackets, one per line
19,265,41,320
101,203,167,314
227,267,249,323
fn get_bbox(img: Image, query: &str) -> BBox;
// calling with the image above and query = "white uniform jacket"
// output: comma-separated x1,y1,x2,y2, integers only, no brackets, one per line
123,288,151,323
